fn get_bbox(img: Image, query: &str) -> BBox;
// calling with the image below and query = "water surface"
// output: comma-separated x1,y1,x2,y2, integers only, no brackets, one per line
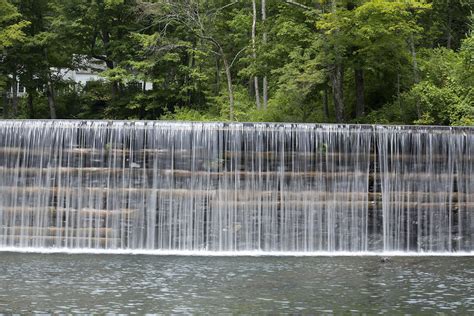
0,253,473,314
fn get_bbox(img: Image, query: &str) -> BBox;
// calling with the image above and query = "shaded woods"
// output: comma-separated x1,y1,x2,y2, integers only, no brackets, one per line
1,0,473,125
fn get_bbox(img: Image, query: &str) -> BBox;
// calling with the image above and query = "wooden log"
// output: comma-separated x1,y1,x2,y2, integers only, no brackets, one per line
5,235,121,245
0,167,468,182
224,151,471,162
0,146,470,163
209,200,474,210
0,206,57,213
0,186,216,197
2,199,470,212
368,192,465,203
1,226,113,235
209,200,375,209
0,187,468,203
0,207,137,217
59,208,137,217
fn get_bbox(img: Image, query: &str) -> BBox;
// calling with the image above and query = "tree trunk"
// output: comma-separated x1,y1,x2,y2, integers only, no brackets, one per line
409,35,420,118
397,73,401,108
106,59,119,99
331,64,344,123
262,77,268,110
262,0,268,110
102,28,119,99
46,74,57,119
215,56,221,95
43,48,57,118
27,89,35,119
187,42,195,106
446,0,452,49
252,0,261,110
323,85,329,121
221,52,234,121
354,67,365,118
11,70,19,117
2,90,8,118
330,0,344,122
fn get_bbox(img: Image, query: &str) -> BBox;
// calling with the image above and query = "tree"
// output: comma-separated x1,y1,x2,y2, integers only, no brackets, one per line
0,0,28,49
0,0,470,125
253,0,325,122
364,35,473,126
318,0,430,121
2,1,58,118
0,0,29,116
138,0,249,120
261,0,268,109
427,0,473,50
252,0,260,109
60,0,142,100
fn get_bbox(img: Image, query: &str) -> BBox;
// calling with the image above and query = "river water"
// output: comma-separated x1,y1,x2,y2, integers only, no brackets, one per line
0,253,472,314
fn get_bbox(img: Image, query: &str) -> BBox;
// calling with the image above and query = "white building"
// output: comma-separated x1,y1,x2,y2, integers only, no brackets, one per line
8,57,152,97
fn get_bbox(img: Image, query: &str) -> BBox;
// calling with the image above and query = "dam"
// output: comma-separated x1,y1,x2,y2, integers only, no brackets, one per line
0,120,472,253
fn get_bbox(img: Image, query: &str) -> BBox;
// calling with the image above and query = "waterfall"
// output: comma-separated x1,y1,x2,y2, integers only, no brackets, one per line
0,121,471,252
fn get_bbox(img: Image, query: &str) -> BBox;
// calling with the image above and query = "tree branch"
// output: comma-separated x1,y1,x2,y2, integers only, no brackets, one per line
230,45,249,69
148,44,189,54
207,1,239,16
282,0,316,11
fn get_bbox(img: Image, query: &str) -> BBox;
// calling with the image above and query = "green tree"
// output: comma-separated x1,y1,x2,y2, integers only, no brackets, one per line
317,0,430,122
0,0,471,125
2,0,80,118
426,0,473,50
0,0,29,115
0,0,29,49
365,35,473,126
60,0,142,100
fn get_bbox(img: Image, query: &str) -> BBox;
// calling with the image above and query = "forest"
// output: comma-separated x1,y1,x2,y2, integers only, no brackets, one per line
0,0,473,125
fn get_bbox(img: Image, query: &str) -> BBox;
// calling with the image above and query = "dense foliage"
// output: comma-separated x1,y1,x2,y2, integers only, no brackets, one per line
0,0,472,125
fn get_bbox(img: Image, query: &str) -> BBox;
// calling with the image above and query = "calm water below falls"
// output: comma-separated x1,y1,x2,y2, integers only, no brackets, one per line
0,253,473,314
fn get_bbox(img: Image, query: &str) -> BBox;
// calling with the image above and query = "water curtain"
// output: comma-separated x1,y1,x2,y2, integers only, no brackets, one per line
0,121,472,252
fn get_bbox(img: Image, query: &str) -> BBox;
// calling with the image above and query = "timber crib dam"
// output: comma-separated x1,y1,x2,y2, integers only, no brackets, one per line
0,120,472,253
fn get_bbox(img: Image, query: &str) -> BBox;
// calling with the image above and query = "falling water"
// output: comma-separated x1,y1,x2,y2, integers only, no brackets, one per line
0,121,471,252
